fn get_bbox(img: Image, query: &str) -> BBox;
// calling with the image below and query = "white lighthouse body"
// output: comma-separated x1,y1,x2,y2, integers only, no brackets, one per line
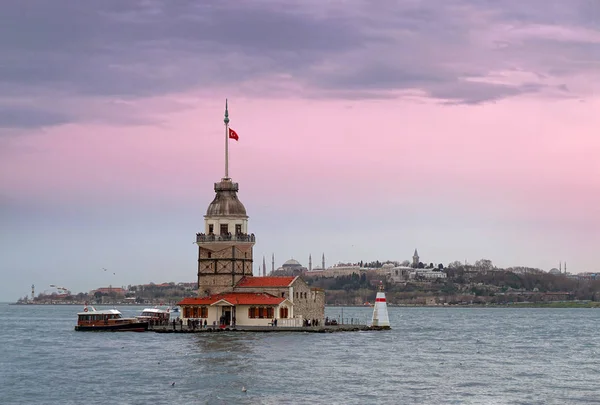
371,290,390,327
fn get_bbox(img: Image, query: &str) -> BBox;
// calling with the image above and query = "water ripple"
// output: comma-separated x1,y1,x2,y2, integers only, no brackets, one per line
1,304,600,404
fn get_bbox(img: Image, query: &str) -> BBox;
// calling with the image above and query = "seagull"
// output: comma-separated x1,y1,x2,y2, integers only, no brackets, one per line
113,273,116,275
171,382,175,387
103,268,107,271
242,387,247,393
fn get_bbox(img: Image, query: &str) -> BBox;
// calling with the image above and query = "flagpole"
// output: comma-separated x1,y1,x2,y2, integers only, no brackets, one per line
224,99,229,179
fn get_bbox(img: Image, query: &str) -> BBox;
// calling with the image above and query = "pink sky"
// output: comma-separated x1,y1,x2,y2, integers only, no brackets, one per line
1,1,599,299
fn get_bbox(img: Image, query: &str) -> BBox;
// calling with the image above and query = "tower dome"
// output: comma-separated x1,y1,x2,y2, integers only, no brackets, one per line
206,179,247,217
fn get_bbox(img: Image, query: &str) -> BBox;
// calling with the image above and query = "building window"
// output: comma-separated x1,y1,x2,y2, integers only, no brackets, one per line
220,224,229,235
235,224,242,234
279,307,288,318
208,224,214,234
200,307,208,318
248,307,273,319
207,252,211,258
281,292,285,298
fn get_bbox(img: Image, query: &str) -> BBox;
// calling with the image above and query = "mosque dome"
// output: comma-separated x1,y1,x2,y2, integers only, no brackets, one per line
283,259,302,267
206,179,247,217
549,268,561,275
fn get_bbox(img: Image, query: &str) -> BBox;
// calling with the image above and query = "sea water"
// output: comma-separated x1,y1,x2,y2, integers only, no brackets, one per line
1,304,599,405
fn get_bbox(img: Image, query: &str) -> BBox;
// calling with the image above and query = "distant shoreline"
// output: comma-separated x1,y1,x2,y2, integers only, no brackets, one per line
8,302,600,308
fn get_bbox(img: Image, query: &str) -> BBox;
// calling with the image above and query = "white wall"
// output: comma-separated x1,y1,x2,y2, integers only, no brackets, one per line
204,216,249,234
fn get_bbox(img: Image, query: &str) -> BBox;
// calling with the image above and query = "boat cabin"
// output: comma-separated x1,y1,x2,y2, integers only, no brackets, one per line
137,308,170,325
77,308,128,326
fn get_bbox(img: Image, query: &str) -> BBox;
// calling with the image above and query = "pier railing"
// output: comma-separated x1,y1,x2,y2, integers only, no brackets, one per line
196,233,255,243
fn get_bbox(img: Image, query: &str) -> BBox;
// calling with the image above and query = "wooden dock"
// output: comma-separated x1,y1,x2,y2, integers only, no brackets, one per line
149,324,390,333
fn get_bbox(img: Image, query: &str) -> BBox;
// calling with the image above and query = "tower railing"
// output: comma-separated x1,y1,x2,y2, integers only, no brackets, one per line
196,233,255,243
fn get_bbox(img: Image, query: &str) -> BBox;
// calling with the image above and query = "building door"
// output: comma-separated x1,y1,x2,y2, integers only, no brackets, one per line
222,309,231,326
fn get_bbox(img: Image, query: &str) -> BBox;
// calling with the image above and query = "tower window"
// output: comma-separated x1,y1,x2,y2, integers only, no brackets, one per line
220,224,229,235
208,252,211,258
235,224,242,234
208,224,214,234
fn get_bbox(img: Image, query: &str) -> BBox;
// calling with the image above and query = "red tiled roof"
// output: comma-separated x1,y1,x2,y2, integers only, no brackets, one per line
235,276,296,288
178,292,286,306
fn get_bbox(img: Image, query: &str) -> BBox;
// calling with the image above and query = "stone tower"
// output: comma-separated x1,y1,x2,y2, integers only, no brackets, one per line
195,101,255,297
412,249,420,267
196,179,255,296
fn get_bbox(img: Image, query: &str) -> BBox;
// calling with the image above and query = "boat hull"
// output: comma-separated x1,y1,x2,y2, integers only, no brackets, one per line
74,322,149,332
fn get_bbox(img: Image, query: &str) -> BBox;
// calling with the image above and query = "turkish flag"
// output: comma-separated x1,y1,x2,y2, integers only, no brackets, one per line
229,128,239,141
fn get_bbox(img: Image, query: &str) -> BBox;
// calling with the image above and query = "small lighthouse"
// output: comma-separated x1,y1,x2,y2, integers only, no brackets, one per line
371,284,390,328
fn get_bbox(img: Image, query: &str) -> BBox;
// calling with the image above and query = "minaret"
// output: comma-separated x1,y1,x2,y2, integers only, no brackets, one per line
263,256,267,277
272,253,275,275
309,254,312,271
322,253,325,270
195,100,255,297
565,262,567,274
412,249,420,267
559,261,562,272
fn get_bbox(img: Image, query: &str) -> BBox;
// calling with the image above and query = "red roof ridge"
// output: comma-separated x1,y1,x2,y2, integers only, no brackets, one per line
235,276,296,288
178,291,287,306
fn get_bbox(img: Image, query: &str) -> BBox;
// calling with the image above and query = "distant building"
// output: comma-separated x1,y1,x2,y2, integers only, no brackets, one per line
90,287,127,297
272,259,307,276
412,249,420,267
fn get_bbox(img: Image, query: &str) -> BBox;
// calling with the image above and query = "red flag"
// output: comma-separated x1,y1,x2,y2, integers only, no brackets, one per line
229,128,239,141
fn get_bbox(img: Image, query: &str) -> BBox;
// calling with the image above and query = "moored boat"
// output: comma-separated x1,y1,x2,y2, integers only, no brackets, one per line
136,307,171,326
75,305,148,332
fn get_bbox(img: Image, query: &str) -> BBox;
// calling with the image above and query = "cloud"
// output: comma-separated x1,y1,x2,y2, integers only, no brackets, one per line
0,106,71,129
0,0,598,129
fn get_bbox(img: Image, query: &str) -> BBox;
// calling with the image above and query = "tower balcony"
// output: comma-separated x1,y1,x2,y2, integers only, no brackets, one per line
196,232,256,244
